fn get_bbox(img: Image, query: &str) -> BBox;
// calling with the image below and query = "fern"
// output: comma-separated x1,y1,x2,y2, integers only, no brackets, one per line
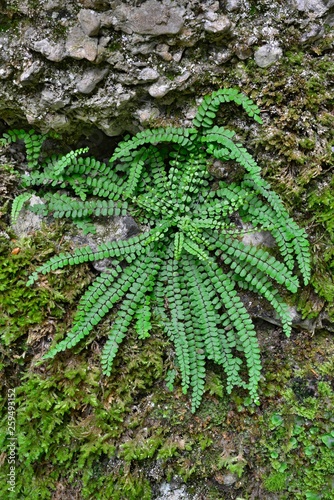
2,88,311,412
10,192,33,224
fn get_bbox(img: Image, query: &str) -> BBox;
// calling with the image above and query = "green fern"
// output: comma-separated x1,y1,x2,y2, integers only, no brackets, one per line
2,88,311,412
10,192,33,224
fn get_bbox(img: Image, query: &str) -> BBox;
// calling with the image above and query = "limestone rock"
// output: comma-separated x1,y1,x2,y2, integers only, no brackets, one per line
204,15,232,40
69,216,139,273
19,61,43,84
76,68,108,94
65,26,98,61
11,195,45,238
78,9,101,37
254,44,283,67
31,39,66,62
292,0,334,16
148,79,172,98
112,0,185,36
138,67,160,82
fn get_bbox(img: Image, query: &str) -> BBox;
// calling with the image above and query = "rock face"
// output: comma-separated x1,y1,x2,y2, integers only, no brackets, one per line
0,0,333,138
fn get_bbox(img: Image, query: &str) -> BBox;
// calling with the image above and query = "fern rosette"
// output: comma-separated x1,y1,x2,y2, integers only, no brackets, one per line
3,89,311,412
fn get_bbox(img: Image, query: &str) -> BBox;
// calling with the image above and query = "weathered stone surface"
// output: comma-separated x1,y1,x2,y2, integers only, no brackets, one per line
204,15,232,40
254,44,283,67
67,216,140,272
292,0,334,15
0,0,332,138
138,67,160,82
11,195,45,238
66,26,98,61
112,0,185,36
31,38,66,62
76,68,108,94
226,0,242,11
19,61,43,84
78,9,101,37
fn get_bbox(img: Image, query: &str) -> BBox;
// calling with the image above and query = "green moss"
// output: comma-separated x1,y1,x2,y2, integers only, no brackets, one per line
264,472,287,492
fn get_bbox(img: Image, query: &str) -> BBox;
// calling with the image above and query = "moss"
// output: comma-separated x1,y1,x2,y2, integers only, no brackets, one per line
264,472,287,492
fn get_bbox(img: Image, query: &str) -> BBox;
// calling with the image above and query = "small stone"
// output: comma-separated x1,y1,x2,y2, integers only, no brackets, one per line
235,44,252,60
222,473,238,486
214,48,233,64
226,0,242,11
12,195,45,238
293,0,334,16
0,66,13,79
138,67,160,82
148,79,171,98
76,68,108,94
300,24,324,43
113,0,185,36
78,9,101,37
19,61,42,84
66,26,98,61
32,39,66,62
204,15,232,39
136,104,160,124
175,70,191,84
254,44,282,68
40,88,70,110
44,113,68,130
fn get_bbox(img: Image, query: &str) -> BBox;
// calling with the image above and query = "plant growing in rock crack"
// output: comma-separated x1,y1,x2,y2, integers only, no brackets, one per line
1,88,311,412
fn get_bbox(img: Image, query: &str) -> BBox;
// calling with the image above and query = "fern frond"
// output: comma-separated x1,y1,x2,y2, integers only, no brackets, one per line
204,258,262,401
242,177,311,284
52,148,90,177
30,193,128,220
85,172,125,200
193,88,262,129
183,237,210,262
155,255,191,394
202,126,262,182
110,127,198,163
217,236,300,293
101,255,161,376
231,269,293,337
1,129,46,168
123,147,149,198
26,232,154,285
135,296,152,339
11,192,33,224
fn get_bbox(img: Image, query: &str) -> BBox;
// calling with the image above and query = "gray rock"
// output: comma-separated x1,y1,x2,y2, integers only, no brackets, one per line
32,39,66,62
19,61,43,84
69,216,139,273
148,78,172,98
65,26,98,61
0,66,13,79
241,229,276,248
324,11,334,25
204,15,232,39
12,195,45,238
226,0,242,11
300,24,325,43
254,44,283,68
40,88,70,110
78,9,101,37
155,479,197,500
76,68,108,94
293,0,334,15
221,473,238,486
135,104,161,124
113,0,185,36
0,0,332,140
138,67,160,82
